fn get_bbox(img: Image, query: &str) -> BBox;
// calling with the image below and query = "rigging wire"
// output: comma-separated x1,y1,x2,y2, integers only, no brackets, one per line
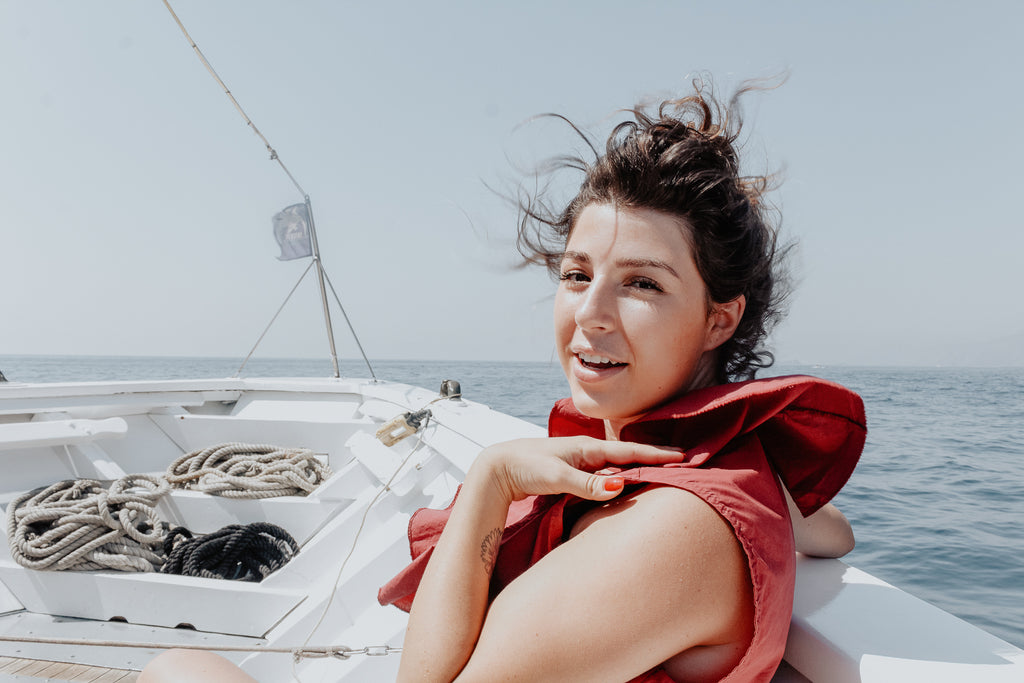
0,633,399,660
235,260,315,377
161,0,305,197
291,414,433,681
322,269,377,382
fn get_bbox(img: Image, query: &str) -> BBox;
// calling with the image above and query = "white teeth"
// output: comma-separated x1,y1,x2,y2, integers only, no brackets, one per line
578,352,615,365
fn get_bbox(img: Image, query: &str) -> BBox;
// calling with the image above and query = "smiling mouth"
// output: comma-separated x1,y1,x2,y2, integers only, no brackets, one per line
576,351,627,370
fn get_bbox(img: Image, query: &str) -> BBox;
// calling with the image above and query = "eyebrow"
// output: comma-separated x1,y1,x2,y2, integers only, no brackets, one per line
561,251,681,279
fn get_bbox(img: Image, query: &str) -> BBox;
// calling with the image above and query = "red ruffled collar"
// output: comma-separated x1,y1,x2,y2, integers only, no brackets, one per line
548,375,867,515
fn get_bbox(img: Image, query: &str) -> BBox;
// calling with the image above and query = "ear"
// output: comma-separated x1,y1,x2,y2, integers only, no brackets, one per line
703,295,746,352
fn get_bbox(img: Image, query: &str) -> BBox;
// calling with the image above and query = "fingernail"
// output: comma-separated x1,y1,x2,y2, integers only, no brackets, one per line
603,476,625,492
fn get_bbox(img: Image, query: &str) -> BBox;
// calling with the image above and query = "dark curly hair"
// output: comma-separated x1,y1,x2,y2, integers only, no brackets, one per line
516,80,790,384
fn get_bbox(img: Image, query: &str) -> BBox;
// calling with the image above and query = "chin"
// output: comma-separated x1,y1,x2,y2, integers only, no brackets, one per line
569,391,633,422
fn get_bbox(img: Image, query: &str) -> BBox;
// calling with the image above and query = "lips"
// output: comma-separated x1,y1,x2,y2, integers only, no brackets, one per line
574,350,627,372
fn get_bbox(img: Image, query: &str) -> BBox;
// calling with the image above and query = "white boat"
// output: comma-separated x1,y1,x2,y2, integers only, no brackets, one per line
2,5,1022,680
1,374,1022,682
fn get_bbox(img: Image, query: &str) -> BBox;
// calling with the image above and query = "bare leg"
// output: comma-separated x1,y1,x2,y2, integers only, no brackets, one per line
138,649,258,683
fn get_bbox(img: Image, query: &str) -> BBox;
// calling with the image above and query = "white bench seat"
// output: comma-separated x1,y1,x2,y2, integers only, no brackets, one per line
0,418,127,452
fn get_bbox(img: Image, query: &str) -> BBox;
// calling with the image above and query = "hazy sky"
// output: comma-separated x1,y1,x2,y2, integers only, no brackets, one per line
2,1,1021,366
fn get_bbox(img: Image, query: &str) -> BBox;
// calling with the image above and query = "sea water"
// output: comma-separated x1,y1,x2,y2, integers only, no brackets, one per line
2,355,1022,649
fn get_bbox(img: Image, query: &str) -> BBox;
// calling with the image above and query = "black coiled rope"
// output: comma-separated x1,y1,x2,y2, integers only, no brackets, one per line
161,522,299,582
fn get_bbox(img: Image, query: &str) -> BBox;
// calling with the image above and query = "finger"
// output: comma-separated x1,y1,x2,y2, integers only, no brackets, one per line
554,461,626,501
571,438,685,469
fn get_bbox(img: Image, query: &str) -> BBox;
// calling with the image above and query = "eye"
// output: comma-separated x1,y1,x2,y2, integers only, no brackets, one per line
559,270,590,285
627,277,663,292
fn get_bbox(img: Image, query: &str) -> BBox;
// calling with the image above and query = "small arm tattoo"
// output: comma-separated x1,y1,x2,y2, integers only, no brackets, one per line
480,527,502,574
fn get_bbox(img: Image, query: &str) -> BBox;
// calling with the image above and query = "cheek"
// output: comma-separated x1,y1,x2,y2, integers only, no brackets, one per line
553,290,573,335
552,291,574,361
637,311,707,367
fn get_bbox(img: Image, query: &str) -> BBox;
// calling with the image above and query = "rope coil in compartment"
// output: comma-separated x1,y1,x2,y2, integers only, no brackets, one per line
161,522,299,582
164,442,332,498
7,443,324,576
5,475,170,572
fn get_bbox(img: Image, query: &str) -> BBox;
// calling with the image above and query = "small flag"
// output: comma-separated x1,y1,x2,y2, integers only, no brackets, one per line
272,203,313,260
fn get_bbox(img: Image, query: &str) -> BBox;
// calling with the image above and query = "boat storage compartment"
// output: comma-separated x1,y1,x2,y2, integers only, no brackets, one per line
0,406,368,638
0,560,307,637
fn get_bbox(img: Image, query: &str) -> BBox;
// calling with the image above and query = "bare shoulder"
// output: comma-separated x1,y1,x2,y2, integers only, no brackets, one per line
570,484,730,540
456,486,754,683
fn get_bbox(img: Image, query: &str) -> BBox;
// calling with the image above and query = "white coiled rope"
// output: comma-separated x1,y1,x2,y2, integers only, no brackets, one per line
5,475,170,572
6,444,330,573
164,443,332,498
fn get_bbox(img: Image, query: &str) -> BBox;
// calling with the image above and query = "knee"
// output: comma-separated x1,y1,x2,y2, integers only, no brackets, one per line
139,649,257,683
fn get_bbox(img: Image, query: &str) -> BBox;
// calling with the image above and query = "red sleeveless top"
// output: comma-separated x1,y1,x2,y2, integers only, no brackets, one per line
379,375,866,682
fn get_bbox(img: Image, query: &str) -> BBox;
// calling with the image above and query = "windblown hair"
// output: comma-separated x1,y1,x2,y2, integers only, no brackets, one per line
517,79,790,383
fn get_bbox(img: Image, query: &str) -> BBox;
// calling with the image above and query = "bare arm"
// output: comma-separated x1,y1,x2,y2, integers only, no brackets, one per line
397,437,723,683
782,483,855,558
396,451,512,682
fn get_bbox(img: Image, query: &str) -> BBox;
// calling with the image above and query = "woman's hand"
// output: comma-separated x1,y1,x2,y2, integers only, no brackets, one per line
472,436,685,505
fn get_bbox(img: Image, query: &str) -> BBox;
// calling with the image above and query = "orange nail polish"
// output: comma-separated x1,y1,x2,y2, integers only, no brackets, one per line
603,476,624,492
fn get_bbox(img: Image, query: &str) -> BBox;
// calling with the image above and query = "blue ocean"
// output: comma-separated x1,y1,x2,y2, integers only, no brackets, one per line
2,355,1022,650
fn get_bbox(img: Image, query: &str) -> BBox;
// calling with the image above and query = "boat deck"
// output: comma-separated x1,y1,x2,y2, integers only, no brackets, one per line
3,378,1024,682
0,657,137,682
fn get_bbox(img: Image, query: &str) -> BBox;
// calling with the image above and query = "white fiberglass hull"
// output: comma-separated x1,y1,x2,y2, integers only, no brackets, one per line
0,377,1020,682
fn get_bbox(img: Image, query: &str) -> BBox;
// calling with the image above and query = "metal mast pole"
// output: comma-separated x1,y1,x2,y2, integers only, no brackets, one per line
164,0,377,380
304,196,341,378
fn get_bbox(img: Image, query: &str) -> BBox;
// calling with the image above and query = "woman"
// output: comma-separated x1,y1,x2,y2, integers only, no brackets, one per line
142,81,865,682
379,81,864,683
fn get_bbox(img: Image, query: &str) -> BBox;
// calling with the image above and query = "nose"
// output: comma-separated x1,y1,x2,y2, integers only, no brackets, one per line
574,277,616,331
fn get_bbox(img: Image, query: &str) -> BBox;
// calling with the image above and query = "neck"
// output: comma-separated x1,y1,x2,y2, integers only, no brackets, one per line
601,355,720,441
603,420,619,441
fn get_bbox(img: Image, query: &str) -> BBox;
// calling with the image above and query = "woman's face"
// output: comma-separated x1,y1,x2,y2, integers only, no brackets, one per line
554,203,736,434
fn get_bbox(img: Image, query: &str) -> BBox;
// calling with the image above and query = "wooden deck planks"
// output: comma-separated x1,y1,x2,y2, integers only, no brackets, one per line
0,656,138,682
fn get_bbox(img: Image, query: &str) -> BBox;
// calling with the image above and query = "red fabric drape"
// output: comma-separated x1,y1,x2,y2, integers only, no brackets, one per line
379,375,866,682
